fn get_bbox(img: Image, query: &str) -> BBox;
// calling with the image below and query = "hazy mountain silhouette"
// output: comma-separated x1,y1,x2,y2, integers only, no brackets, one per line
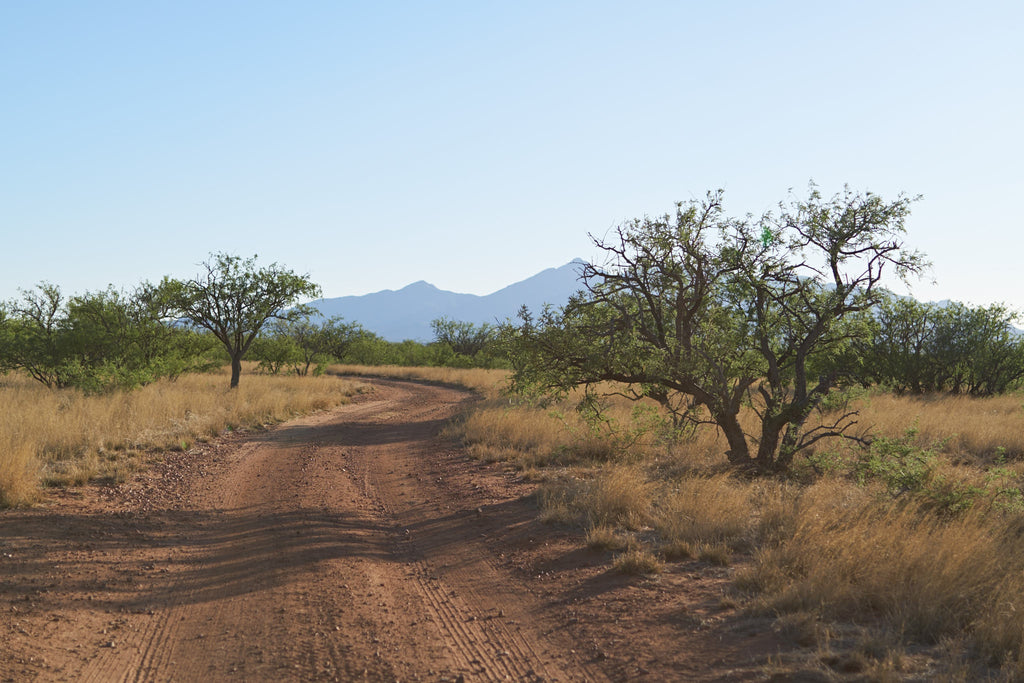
310,260,586,341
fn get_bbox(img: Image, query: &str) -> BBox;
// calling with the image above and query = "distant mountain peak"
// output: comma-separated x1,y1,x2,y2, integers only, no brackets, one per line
399,280,441,292
311,260,585,341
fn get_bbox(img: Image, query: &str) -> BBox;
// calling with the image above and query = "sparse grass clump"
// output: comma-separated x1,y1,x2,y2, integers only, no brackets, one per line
613,548,662,575
696,543,732,566
535,466,653,530
653,474,756,551
585,524,630,551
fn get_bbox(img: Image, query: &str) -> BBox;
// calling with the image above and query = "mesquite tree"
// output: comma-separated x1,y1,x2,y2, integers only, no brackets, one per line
165,253,321,389
507,185,927,472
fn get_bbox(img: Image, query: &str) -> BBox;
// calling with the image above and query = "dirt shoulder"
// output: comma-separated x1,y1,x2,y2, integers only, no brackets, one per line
1,378,789,682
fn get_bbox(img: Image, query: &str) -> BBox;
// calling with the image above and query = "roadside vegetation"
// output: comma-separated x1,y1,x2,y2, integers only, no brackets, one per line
0,365,364,507
325,185,1024,678
429,370,1024,678
458,185,1024,679
0,251,506,507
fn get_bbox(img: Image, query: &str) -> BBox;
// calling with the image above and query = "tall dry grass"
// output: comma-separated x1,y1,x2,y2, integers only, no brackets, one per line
0,368,364,507
855,391,1024,461
435,376,1024,674
736,479,1024,672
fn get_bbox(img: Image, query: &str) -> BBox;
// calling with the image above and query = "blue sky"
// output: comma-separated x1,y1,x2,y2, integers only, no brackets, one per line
2,1,1022,312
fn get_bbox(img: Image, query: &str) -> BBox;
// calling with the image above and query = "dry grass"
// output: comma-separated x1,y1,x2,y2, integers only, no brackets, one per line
536,466,653,530
0,367,364,506
585,524,630,551
856,391,1024,461
653,474,758,550
435,375,1024,674
613,548,662,575
584,466,653,528
457,401,571,466
736,478,1024,672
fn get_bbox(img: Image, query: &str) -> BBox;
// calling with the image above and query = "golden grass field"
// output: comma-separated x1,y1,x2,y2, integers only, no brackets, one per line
4,361,1024,676
0,365,365,507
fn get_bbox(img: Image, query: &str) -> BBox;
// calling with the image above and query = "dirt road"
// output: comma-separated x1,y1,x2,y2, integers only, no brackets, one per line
2,378,783,682
1,379,606,682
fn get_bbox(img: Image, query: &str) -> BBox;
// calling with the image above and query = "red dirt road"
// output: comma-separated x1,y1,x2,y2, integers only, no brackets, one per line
1,379,782,682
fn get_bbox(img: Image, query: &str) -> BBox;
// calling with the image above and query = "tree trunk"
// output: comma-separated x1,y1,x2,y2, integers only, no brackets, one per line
717,412,753,468
756,419,784,471
230,354,242,389
774,423,803,472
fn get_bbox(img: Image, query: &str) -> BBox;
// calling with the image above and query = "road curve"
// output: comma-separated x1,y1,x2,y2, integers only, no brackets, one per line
1,379,602,682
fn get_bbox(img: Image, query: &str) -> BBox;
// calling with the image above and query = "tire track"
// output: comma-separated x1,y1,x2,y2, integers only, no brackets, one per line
344,382,597,682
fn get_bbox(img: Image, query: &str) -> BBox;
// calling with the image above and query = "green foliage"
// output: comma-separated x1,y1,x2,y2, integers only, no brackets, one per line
314,317,507,369
505,184,927,473
1,282,218,392
251,315,383,376
250,333,305,375
984,462,1024,513
854,427,939,495
862,294,1024,395
852,427,1024,516
430,317,503,367
252,317,330,376
163,253,321,388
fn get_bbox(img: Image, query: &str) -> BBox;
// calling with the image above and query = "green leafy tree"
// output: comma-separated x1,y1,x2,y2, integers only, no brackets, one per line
164,253,321,389
933,302,1024,395
861,294,936,393
252,315,342,376
431,317,496,357
66,285,218,389
430,317,506,367
250,332,304,375
319,316,373,363
865,295,1024,395
2,282,218,392
3,283,78,388
507,185,927,473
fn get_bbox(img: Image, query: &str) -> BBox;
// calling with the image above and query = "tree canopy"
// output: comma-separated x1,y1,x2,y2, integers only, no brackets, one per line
164,253,321,388
0,282,217,392
506,185,928,472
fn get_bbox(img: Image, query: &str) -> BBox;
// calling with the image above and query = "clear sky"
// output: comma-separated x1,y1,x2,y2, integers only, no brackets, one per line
2,1,1021,311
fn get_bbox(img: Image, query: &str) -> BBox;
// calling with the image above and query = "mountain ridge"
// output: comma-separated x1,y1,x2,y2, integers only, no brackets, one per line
310,260,586,341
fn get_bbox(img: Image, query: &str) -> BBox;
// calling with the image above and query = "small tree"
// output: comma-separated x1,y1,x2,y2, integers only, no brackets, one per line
319,316,372,363
2,282,217,392
67,285,218,389
253,316,338,376
3,283,77,388
165,253,321,389
507,185,927,473
430,317,505,367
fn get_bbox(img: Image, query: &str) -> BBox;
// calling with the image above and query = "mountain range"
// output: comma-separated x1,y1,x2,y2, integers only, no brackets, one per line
310,260,586,341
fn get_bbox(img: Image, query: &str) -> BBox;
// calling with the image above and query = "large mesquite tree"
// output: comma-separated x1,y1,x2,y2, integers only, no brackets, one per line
165,253,320,389
507,185,927,472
